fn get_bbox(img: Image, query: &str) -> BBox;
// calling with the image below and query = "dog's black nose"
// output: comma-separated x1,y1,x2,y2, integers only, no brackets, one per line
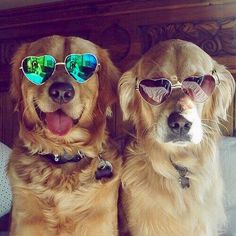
167,112,192,135
49,82,75,104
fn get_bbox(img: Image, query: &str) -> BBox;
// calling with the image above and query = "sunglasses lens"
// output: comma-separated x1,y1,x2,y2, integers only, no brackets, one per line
65,54,98,83
139,79,172,105
21,55,55,85
182,75,216,102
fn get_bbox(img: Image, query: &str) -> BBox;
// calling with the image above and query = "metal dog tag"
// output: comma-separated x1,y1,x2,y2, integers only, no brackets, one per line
179,176,190,189
95,158,113,180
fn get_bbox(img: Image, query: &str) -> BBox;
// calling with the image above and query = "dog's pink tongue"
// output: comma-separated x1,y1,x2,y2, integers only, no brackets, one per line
45,110,73,136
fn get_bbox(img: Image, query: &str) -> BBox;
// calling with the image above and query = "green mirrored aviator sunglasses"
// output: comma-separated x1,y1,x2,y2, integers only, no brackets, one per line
20,53,99,85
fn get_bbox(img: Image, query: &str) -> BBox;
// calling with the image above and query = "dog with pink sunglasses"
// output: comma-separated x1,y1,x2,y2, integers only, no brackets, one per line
118,39,235,236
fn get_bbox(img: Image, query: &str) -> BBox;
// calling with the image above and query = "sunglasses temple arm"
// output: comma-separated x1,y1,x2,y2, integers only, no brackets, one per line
212,69,221,85
95,63,101,72
215,73,221,85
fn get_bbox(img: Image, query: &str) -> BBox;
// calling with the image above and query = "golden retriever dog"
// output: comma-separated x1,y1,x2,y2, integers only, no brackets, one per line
8,35,121,236
118,39,235,236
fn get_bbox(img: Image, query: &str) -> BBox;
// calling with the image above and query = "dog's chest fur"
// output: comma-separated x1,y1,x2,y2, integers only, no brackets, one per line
121,143,225,236
9,146,121,235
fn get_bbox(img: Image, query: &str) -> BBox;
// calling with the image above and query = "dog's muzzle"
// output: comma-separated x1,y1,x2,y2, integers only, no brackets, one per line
167,112,192,142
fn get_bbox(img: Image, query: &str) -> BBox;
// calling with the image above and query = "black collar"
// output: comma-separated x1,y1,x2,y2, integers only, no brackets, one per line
40,151,86,164
170,159,190,189
39,150,113,180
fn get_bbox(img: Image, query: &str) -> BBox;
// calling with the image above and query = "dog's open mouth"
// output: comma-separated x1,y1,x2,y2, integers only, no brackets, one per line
35,106,79,136
45,110,78,136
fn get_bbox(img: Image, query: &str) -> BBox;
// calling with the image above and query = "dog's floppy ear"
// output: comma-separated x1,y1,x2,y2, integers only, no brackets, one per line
10,43,29,112
96,48,120,115
118,70,138,121
10,43,36,130
204,61,235,121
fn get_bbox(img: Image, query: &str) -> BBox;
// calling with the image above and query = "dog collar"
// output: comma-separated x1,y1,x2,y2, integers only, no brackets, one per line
40,151,86,164
39,151,113,180
170,159,190,189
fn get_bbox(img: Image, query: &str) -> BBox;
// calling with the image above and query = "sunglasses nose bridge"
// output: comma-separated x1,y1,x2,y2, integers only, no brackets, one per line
171,81,182,90
54,62,66,72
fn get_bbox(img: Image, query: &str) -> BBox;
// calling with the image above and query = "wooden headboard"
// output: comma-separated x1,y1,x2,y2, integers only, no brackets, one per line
0,0,235,147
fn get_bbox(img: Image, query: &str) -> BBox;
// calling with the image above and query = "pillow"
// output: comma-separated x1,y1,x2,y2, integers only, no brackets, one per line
0,143,12,217
219,137,236,236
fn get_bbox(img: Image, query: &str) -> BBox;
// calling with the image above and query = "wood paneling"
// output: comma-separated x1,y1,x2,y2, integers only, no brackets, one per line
0,0,236,146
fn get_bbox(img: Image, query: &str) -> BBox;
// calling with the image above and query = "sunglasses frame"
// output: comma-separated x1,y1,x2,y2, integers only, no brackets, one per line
136,70,220,106
20,53,100,85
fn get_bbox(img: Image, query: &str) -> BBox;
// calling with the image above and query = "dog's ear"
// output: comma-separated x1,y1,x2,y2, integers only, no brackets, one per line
204,61,235,121
10,43,36,130
96,48,120,116
10,43,28,112
118,70,138,121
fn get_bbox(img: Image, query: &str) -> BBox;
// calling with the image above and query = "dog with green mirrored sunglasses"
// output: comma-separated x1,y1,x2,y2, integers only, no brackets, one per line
8,35,121,236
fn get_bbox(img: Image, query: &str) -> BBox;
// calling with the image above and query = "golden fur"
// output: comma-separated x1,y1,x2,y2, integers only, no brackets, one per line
8,35,121,236
118,39,235,236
